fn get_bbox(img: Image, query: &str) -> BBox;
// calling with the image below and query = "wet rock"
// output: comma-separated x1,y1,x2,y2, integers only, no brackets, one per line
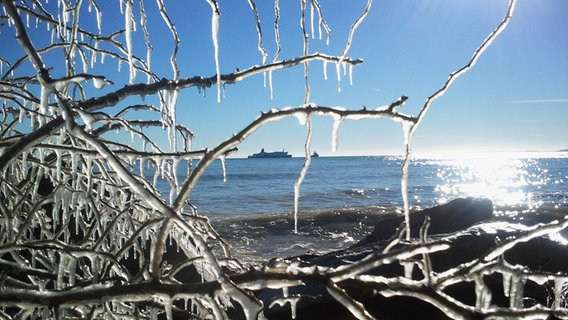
259,197,568,319
353,197,494,247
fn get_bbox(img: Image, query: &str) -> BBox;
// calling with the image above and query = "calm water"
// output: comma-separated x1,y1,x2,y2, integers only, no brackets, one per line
160,153,568,264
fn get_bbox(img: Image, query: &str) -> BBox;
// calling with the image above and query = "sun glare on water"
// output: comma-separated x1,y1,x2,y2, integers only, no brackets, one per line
432,153,549,208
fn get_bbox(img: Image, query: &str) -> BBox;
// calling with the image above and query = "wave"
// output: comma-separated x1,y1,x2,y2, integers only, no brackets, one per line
210,199,568,266
210,205,401,265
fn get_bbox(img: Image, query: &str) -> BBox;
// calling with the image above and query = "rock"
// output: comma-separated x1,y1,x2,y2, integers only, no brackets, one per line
258,197,568,319
352,197,494,248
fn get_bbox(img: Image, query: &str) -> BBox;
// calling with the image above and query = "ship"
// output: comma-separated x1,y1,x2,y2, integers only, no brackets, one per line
248,148,292,158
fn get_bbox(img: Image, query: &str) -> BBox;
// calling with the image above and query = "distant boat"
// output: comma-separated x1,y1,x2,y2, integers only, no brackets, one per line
248,148,292,158
312,151,319,158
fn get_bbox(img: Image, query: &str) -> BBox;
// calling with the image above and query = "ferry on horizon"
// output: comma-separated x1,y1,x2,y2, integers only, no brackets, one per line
248,148,292,158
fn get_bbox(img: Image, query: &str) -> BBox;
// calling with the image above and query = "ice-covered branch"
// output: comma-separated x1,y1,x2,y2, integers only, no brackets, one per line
326,282,375,320
2,1,546,319
0,53,362,172
483,218,568,262
412,0,516,133
3,1,45,72
77,53,362,113
399,0,516,249
173,103,416,211
293,116,313,233
247,0,268,65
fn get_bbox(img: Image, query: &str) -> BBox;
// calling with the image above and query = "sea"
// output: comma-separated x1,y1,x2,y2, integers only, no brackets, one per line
165,153,568,266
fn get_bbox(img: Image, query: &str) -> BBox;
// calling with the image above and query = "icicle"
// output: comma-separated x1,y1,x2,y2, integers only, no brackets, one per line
510,274,524,309
139,158,145,179
335,62,341,92
39,85,50,127
172,157,180,189
331,114,343,152
165,297,173,320
295,112,308,126
85,155,93,189
21,149,28,167
270,297,300,319
90,48,96,69
349,64,353,86
269,70,274,99
554,277,567,309
124,0,136,83
18,105,26,123
168,89,179,151
220,155,227,182
503,270,512,298
80,50,88,73
57,253,67,290
55,149,62,180
474,274,492,310
293,117,313,233
153,159,161,189
95,5,102,34
312,0,330,45
208,1,222,103
310,1,315,39
323,60,328,80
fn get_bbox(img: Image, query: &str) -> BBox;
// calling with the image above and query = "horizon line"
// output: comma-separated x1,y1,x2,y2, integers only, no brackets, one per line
507,98,568,104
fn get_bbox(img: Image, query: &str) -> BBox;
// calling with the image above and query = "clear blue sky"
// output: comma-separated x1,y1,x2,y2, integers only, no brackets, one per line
166,0,568,157
5,0,568,157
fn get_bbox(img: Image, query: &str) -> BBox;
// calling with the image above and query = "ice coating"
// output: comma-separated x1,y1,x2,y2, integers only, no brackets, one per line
335,62,342,92
327,282,374,320
269,70,274,99
293,116,313,233
0,0,533,318
247,0,267,65
474,274,492,310
168,89,179,151
220,155,227,183
273,0,282,62
124,0,135,84
270,296,301,319
331,113,343,152
208,1,222,103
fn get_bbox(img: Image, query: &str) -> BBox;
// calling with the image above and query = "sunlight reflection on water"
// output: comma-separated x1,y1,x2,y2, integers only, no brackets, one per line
431,154,549,208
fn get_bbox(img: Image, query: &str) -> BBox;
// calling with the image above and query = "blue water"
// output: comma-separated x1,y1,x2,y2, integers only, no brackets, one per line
188,154,568,217
157,154,568,264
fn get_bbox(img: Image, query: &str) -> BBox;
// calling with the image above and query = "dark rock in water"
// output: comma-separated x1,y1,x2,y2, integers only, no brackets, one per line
259,197,568,319
353,197,493,247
